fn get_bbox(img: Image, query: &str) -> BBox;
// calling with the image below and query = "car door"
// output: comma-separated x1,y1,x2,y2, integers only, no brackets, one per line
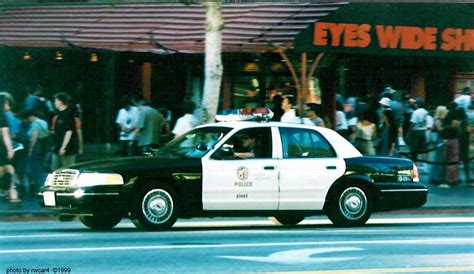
202,127,280,210
277,127,346,210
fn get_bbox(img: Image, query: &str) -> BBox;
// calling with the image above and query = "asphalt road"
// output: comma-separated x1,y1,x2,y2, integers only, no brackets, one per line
1,215,473,274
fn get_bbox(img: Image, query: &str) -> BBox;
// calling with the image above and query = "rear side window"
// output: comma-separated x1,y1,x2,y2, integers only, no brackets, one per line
279,127,336,158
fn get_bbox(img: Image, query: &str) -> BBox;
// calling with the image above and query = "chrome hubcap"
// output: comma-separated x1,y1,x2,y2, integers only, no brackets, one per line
339,187,367,221
142,189,173,224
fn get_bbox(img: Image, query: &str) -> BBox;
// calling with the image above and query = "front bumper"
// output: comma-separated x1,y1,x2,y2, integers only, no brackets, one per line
39,186,125,215
373,182,428,211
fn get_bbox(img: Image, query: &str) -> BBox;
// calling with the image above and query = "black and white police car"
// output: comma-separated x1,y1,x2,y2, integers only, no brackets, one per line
40,109,427,230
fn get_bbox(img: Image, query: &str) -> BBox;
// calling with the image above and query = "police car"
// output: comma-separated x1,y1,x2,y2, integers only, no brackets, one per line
40,109,427,230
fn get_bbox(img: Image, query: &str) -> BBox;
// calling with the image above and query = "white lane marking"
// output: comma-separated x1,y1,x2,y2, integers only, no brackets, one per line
219,247,363,264
0,234,81,239
1,238,472,255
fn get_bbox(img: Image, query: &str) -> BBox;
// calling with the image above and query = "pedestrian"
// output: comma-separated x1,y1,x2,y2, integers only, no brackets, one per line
401,91,415,140
23,86,54,121
454,87,472,184
50,93,79,170
305,103,326,127
406,98,429,168
134,99,163,155
0,94,20,204
454,87,471,114
270,94,284,122
280,96,312,125
172,101,199,139
354,111,377,156
335,101,349,139
70,101,83,157
379,108,397,156
280,96,298,123
428,105,447,185
20,110,49,194
157,108,172,146
439,102,463,187
115,96,139,157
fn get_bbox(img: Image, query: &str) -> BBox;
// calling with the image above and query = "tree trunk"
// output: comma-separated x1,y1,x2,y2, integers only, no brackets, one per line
201,2,224,123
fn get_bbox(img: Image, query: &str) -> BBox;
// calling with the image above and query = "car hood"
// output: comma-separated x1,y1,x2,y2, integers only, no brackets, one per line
60,156,200,174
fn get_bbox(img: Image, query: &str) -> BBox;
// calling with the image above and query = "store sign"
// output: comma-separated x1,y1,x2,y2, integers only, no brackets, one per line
313,22,473,52
294,3,474,57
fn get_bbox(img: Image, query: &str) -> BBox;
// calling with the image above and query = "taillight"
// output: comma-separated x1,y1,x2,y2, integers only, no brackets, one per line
412,163,419,182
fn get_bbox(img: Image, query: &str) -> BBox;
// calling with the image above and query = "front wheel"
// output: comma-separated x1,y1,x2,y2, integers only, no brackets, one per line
79,214,122,230
326,185,371,227
131,186,178,231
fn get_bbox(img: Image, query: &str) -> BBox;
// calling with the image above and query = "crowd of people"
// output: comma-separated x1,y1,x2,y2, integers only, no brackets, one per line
0,89,83,205
0,88,199,205
269,85,473,188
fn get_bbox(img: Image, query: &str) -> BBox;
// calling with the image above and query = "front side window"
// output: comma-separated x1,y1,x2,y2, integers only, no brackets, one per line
156,127,231,158
280,127,336,158
213,127,272,160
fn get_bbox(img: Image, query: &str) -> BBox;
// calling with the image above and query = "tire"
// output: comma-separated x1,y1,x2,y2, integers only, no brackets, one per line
326,185,371,227
269,215,305,226
131,186,178,231
79,214,122,230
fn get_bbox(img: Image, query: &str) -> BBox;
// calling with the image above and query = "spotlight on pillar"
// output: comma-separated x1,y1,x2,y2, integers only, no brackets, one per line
55,51,63,61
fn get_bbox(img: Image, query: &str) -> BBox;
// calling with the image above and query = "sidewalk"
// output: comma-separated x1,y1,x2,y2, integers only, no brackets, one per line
0,144,473,220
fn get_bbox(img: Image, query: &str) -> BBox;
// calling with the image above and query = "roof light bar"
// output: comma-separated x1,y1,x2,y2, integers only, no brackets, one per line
215,108,274,122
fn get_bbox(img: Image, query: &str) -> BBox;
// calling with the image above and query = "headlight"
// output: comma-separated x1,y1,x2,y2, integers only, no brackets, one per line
76,173,124,187
44,173,53,187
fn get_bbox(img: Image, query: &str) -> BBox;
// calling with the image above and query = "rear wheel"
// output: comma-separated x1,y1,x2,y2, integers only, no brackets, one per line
131,186,178,231
79,214,122,230
269,215,305,226
326,185,371,227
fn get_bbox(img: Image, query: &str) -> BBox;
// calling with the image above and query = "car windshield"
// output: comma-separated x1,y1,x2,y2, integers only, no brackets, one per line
156,126,231,158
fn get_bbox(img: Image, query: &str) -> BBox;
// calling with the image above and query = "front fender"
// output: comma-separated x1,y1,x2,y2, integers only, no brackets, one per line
323,173,374,211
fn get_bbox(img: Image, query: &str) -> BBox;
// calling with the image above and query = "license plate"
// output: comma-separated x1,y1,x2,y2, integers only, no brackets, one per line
43,191,56,206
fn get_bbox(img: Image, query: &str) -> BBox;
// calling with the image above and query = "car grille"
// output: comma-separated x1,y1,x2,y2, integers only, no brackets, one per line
51,169,80,188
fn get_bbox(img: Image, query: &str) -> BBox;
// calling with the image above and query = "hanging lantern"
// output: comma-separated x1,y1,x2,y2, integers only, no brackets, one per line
23,52,32,61
89,53,98,63
55,51,63,61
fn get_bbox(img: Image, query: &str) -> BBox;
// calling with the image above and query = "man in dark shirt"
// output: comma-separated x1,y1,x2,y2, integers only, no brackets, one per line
51,93,78,171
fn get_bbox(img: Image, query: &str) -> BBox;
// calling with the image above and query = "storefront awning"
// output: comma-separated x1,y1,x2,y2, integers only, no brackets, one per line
0,2,346,54
294,3,474,58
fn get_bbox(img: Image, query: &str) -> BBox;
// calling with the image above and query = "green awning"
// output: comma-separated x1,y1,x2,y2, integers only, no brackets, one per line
294,3,474,58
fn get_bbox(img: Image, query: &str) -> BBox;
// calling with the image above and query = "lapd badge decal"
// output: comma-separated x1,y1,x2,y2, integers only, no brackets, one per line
237,166,249,181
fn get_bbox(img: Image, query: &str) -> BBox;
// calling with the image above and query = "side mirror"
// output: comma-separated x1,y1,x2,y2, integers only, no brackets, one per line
211,146,235,160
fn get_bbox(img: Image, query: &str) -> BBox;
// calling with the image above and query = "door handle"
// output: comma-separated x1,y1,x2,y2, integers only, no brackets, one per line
326,165,337,170
264,166,276,170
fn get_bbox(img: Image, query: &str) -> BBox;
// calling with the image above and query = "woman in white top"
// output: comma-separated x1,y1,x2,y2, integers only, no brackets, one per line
354,112,377,155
